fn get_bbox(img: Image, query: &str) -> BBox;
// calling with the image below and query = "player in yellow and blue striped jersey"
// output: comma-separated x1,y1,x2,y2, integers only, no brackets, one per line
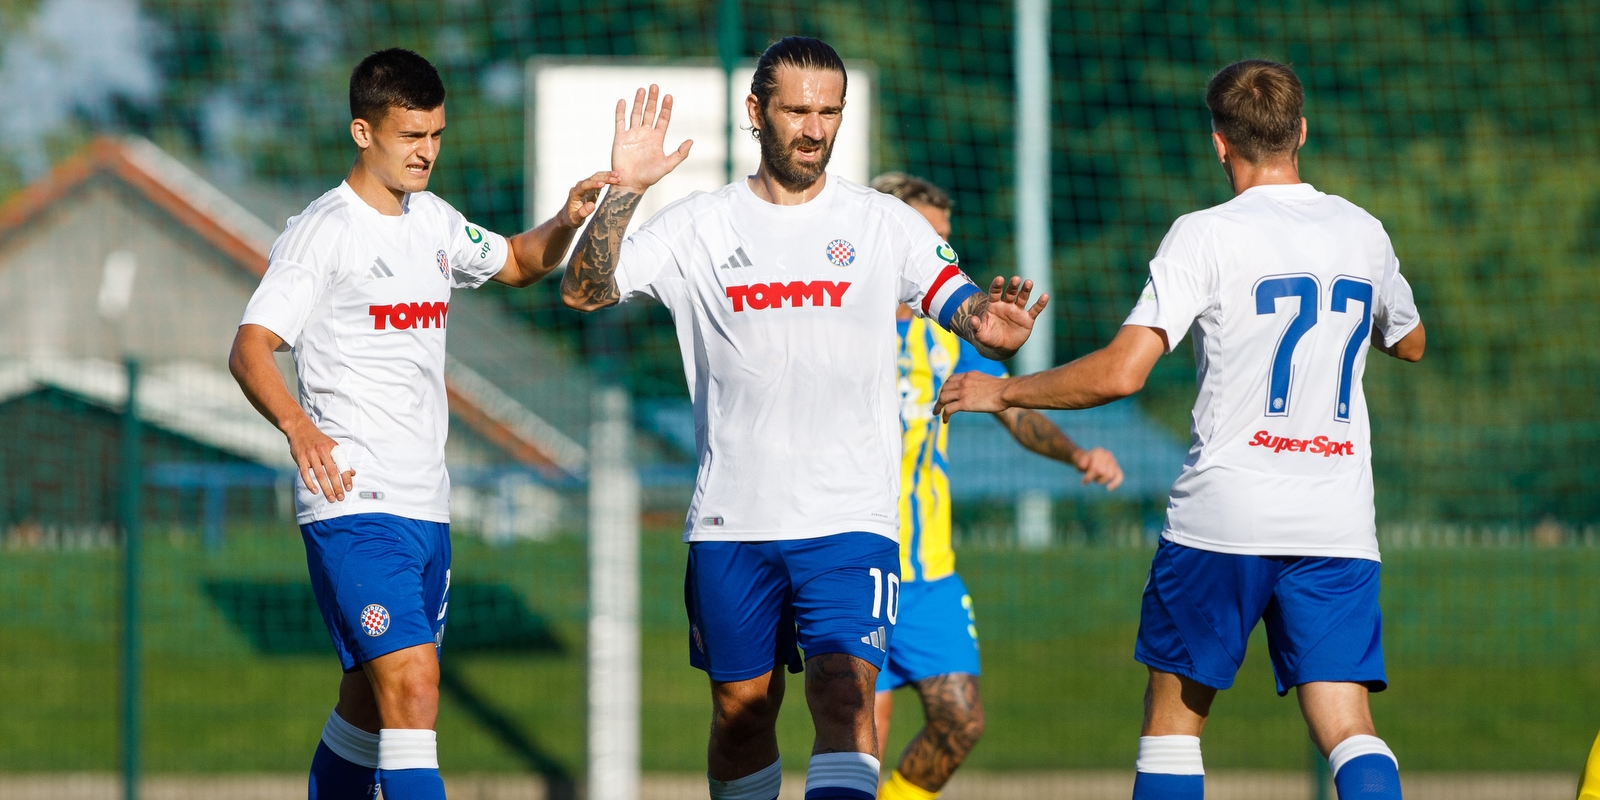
869,174,1124,800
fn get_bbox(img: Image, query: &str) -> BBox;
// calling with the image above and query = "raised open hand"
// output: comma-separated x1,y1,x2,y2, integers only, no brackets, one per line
611,85,693,193
959,276,1049,359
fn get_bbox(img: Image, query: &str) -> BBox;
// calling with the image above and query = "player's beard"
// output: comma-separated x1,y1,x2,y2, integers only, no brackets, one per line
759,112,834,191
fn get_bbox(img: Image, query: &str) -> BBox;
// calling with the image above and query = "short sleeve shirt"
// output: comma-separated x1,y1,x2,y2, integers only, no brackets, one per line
1123,183,1419,560
240,182,509,524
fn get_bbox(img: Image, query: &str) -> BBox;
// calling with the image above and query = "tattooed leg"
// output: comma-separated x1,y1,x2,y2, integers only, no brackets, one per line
894,672,985,792
560,188,643,311
805,652,880,755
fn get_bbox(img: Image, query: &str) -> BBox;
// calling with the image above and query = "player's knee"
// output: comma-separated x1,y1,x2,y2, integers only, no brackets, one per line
712,686,783,739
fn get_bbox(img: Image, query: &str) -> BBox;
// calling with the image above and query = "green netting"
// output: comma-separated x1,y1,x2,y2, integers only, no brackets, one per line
1,0,1598,795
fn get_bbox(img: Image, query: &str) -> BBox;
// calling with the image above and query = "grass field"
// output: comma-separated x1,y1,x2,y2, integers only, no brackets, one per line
3,526,1598,776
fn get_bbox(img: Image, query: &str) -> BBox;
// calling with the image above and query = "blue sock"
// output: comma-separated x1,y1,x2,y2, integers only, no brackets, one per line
310,711,379,800
1329,735,1401,799
379,728,446,800
1132,771,1204,799
309,742,379,799
1133,735,1204,799
1332,753,1402,799
379,767,447,799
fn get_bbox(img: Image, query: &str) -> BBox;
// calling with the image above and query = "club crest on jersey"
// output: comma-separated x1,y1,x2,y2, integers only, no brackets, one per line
360,604,390,637
436,249,449,279
826,239,856,267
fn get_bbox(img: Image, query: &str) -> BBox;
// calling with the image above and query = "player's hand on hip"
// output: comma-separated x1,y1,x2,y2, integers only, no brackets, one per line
285,419,354,502
970,276,1049,355
610,85,693,193
558,170,620,229
1074,447,1124,491
936,372,1009,422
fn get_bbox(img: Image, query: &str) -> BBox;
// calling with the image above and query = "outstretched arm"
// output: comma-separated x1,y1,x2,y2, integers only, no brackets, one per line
994,407,1124,490
937,324,1167,420
561,84,692,312
948,276,1050,361
492,171,617,288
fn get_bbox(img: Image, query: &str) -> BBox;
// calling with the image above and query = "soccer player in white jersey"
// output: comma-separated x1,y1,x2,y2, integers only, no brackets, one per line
228,49,613,800
937,60,1426,800
561,37,1046,800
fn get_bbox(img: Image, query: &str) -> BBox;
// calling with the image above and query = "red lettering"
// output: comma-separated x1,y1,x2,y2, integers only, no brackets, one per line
369,304,391,329
725,282,851,312
747,284,774,310
418,301,445,328
777,281,825,307
1249,430,1356,457
726,285,748,312
822,281,850,306
1249,430,1271,447
391,303,414,329
369,302,448,330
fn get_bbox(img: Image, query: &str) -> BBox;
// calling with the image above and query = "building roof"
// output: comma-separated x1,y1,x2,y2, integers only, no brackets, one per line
0,136,586,476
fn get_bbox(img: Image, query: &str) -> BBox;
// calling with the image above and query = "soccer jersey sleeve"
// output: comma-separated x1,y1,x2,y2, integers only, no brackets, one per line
1374,251,1421,348
443,208,511,289
1122,214,1216,353
952,338,1009,378
241,227,342,349
614,226,682,303
891,205,981,330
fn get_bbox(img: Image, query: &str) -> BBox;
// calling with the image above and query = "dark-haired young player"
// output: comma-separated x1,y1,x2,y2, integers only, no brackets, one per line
561,37,1046,800
229,48,612,800
870,172,1123,800
937,60,1425,800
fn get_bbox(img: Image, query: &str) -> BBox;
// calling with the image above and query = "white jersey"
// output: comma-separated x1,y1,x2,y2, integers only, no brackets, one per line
616,175,981,542
240,182,509,524
1124,183,1419,560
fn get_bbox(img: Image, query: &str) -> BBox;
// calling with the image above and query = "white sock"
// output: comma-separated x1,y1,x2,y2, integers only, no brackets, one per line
378,728,439,771
806,752,880,797
1328,734,1397,776
321,709,379,769
1136,735,1205,775
709,759,782,800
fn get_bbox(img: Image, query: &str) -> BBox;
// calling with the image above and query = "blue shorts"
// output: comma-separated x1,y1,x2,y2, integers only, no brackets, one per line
875,572,981,692
301,513,451,672
684,532,900,683
1136,538,1386,695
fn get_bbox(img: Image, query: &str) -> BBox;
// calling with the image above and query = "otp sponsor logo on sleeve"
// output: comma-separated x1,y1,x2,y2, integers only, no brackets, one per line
369,302,449,330
360,604,391,637
725,281,850,312
1248,430,1356,457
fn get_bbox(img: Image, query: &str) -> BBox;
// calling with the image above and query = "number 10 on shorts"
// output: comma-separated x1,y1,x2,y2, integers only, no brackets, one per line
870,567,900,624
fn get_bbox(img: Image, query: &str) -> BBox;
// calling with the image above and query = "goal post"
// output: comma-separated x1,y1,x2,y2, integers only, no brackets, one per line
587,387,640,800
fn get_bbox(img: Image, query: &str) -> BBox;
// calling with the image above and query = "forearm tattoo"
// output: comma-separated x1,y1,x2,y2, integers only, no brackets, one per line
562,189,642,308
897,673,985,791
949,292,1010,360
1011,408,1079,462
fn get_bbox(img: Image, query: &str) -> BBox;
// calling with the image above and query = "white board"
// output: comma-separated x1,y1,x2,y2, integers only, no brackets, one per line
525,58,873,239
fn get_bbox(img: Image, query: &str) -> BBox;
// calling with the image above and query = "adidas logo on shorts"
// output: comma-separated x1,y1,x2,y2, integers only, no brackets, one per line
860,625,887,652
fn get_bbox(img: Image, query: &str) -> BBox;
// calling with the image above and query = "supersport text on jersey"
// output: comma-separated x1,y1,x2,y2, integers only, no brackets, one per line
240,182,509,524
1124,183,1419,560
613,174,981,543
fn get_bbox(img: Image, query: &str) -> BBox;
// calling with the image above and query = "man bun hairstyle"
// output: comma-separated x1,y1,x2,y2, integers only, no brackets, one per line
751,36,847,116
871,172,952,211
1205,59,1303,162
350,48,446,123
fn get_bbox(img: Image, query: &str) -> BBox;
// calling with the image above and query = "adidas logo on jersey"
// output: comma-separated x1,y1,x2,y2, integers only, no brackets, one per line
860,626,888,652
718,246,755,270
369,302,449,330
1248,430,1355,457
725,281,850,312
368,256,395,279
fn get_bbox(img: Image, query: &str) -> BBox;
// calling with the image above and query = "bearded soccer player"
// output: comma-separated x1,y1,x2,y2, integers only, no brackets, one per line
561,37,1045,800
868,172,1123,800
229,49,612,800
937,60,1425,800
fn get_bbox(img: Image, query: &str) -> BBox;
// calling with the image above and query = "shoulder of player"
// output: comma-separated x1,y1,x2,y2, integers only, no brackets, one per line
270,187,361,263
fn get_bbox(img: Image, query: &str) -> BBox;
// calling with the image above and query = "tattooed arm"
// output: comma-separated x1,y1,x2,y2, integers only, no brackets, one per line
560,83,692,312
994,407,1124,490
947,276,1047,361
561,188,643,311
